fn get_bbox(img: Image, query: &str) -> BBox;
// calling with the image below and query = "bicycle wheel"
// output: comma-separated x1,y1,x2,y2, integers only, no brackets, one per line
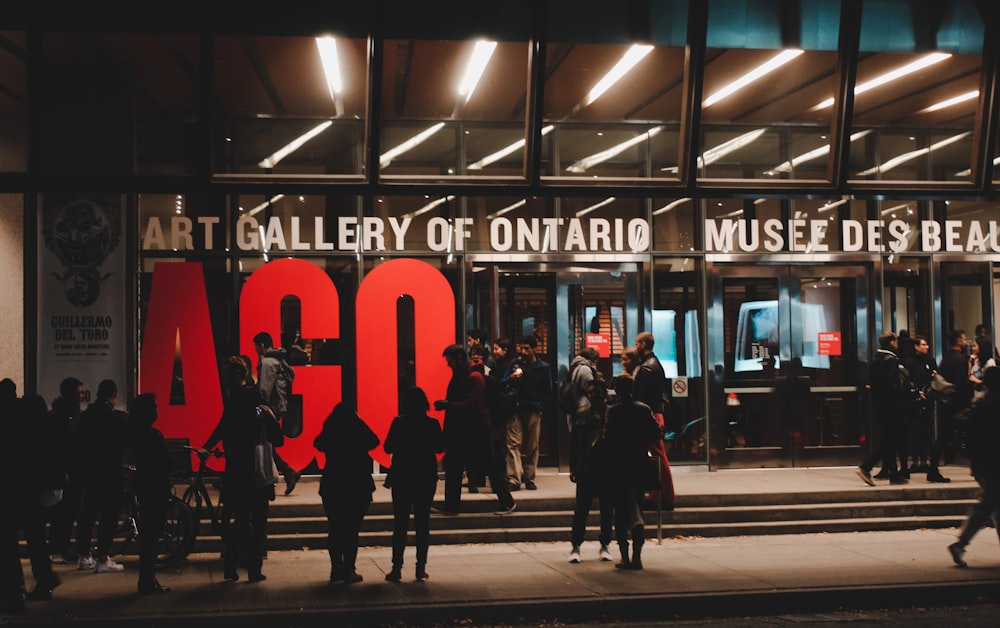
180,485,203,540
109,497,140,559
155,495,195,568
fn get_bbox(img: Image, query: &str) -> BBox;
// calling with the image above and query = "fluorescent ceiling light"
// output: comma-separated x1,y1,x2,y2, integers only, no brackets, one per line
380,122,446,169
919,90,979,114
458,40,497,103
703,49,804,108
583,44,654,107
767,130,871,174
652,198,691,216
576,197,616,217
856,131,970,176
468,125,554,170
487,199,527,219
880,202,912,217
404,195,456,219
316,36,345,116
813,52,952,110
566,126,663,173
818,199,849,213
955,155,1000,177
257,121,333,169
661,128,768,173
248,194,286,217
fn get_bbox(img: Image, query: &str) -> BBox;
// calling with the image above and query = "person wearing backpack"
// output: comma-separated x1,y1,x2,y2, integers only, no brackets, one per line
562,347,600,432
253,332,302,495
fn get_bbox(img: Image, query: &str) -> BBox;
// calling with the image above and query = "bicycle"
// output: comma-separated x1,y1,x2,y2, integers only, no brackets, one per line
111,465,196,569
180,446,228,543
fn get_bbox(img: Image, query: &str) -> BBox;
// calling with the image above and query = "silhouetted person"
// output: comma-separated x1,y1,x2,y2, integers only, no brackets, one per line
314,403,379,584
383,387,444,582
930,329,971,483
434,344,486,514
75,379,128,573
211,358,283,583
128,393,172,594
634,332,675,508
253,332,301,495
857,333,910,486
568,377,614,564
47,376,84,563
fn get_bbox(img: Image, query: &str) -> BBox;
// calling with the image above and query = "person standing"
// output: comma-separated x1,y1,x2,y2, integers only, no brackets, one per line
468,345,517,513
948,366,1000,567
568,377,614,564
902,335,937,474
503,335,551,491
128,393,172,594
434,344,488,514
1,386,62,609
620,347,639,378
47,376,85,564
383,387,445,582
604,376,662,570
857,333,910,486
314,403,379,584
633,333,675,509
253,332,302,496
929,329,971,483
211,357,283,583
74,379,129,573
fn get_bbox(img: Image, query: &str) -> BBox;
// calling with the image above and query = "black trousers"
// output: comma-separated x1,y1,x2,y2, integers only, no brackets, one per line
225,492,269,578
862,409,906,475
76,477,121,556
389,480,435,568
322,492,370,573
137,492,167,585
570,478,614,548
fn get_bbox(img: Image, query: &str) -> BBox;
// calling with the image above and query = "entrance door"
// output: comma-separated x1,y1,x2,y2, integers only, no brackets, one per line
472,263,639,470
709,264,869,468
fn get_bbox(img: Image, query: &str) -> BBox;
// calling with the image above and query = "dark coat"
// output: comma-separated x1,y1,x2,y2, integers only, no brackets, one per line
314,408,379,501
603,399,661,489
220,386,284,502
634,354,667,415
384,413,444,492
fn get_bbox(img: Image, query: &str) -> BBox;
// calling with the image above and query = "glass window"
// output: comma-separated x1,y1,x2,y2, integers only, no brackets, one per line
380,39,529,179
541,1,688,181
701,0,841,180
235,193,360,258
848,0,984,182
214,35,368,177
465,196,548,253
139,194,229,253
41,32,199,176
652,197,697,252
653,257,705,463
0,31,26,172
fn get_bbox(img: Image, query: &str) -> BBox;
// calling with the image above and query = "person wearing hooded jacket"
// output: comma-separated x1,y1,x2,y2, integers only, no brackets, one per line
253,332,302,495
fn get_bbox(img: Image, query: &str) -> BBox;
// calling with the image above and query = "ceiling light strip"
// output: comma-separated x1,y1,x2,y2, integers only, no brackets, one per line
380,122,446,169
703,49,804,108
583,44,654,108
813,52,952,110
458,40,498,103
566,126,663,173
257,121,333,169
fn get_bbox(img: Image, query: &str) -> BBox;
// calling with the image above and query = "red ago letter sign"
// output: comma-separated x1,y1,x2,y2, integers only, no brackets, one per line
356,259,455,467
239,258,342,471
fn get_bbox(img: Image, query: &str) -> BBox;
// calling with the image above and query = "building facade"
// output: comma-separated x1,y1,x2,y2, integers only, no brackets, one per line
2,0,999,472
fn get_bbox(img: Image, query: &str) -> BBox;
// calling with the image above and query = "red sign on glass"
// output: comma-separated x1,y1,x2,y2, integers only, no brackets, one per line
818,331,842,356
586,333,611,358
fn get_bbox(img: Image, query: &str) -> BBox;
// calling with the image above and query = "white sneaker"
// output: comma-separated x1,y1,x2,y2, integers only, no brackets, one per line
568,546,582,564
78,554,96,570
599,545,613,562
95,558,125,573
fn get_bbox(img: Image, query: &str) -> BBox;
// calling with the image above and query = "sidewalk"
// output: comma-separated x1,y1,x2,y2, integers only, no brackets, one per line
9,467,999,627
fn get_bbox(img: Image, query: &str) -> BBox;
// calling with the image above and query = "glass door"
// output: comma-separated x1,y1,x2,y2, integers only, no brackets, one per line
709,264,869,468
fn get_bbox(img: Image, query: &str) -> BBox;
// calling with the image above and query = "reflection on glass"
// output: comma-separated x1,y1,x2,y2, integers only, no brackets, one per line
0,31,26,172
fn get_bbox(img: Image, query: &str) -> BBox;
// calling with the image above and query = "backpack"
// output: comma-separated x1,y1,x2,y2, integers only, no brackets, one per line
559,363,595,415
264,357,295,414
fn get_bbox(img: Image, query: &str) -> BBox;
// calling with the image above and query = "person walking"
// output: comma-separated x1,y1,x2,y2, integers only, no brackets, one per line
253,332,302,495
568,377,614,564
929,329,972,483
634,332,675,509
74,379,129,574
503,335,552,491
314,402,379,584
210,357,284,583
383,387,445,582
948,366,1000,567
127,393,172,594
857,332,910,486
603,376,662,570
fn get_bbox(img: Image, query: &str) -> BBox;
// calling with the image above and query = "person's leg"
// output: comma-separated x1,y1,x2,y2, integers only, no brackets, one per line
343,499,370,577
272,450,300,495
569,481,591,550
73,484,97,562
137,495,167,591
485,435,514,508
95,482,121,559
929,406,955,480
247,495,268,581
521,410,541,484
414,482,435,570
224,498,248,580
321,492,341,580
389,488,410,571
504,415,524,487
49,474,81,559
442,450,463,512
22,503,57,593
